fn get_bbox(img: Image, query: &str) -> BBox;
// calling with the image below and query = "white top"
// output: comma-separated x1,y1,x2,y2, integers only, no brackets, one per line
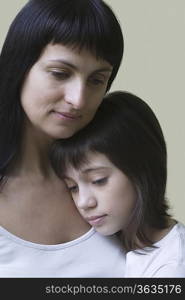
0,226,125,277
125,222,185,277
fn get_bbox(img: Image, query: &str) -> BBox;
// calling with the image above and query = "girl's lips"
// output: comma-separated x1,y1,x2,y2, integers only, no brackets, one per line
86,215,107,226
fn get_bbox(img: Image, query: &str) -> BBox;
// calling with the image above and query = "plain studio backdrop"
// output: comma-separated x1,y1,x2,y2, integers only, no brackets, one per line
0,0,184,224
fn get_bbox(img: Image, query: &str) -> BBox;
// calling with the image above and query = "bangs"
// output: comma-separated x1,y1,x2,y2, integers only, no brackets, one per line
48,2,117,63
3,0,123,93
50,139,94,179
23,0,122,66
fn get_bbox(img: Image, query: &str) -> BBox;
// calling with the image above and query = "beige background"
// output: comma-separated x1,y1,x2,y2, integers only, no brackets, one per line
0,0,184,223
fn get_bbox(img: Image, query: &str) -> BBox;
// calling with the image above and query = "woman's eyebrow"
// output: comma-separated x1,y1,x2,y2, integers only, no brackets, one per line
47,59,113,73
91,67,113,73
47,59,78,70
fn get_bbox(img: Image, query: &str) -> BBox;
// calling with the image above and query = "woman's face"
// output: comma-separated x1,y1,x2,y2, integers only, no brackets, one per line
20,44,112,139
63,152,137,236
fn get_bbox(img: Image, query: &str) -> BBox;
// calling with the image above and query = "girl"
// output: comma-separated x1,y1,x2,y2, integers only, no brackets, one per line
0,0,125,277
51,91,185,277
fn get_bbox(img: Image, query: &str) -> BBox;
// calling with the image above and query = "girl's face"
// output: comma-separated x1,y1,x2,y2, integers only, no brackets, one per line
64,152,137,235
20,44,112,139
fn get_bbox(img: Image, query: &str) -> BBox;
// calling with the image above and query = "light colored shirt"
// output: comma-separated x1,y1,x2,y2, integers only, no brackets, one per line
0,226,125,277
125,222,185,277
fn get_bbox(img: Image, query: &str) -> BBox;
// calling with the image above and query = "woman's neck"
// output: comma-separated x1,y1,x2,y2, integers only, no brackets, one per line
9,123,54,178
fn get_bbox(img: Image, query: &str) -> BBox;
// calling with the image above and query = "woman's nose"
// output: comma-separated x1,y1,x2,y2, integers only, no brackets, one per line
64,79,86,110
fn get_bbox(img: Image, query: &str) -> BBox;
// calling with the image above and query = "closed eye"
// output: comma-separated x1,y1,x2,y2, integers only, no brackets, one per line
92,177,108,185
88,78,105,86
50,70,70,80
67,185,79,194
88,72,108,86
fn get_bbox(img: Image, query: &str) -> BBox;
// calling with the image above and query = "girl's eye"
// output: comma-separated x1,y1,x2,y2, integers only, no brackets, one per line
67,185,79,194
92,177,108,185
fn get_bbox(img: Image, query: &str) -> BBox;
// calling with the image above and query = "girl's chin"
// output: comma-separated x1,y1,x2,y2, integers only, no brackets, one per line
94,227,117,236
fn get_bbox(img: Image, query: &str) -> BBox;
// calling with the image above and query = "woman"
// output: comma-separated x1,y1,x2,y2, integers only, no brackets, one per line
0,0,125,277
50,91,185,277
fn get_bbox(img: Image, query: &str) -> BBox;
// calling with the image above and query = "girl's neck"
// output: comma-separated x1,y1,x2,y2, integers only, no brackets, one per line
132,218,176,250
148,218,176,244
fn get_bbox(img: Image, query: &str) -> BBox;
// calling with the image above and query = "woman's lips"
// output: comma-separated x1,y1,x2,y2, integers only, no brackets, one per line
54,111,81,120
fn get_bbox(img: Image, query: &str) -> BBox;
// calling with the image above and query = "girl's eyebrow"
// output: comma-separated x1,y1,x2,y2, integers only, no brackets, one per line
81,167,110,174
63,167,110,180
63,175,74,181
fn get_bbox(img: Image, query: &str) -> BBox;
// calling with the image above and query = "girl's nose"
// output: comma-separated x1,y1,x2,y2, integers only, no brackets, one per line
77,190,97,210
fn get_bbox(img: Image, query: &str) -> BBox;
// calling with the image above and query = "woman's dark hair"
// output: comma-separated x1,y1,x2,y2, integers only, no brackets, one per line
50,91,170,252
0,0,123,183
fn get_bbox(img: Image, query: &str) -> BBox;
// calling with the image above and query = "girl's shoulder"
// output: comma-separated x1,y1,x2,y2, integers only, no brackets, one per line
155,221,185,250
176,221,185,233
125,222,185,277
168,221,185,240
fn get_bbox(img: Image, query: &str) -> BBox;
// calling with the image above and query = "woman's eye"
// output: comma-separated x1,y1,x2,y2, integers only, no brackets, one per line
92,177,108,185
88,77,105,86
50,71,70,80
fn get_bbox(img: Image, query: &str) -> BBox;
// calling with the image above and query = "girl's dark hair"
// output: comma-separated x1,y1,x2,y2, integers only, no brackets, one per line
50,91,170,252
0,0,123,183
